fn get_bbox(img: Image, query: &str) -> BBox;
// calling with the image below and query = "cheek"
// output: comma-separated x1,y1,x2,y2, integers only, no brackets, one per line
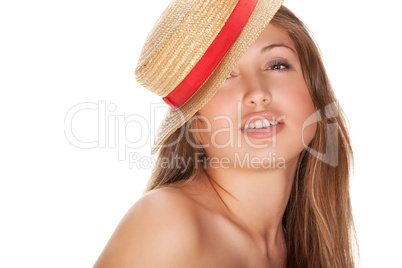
276,78,317,145
197,93,238,148
200,88,236,116
286,87,315,120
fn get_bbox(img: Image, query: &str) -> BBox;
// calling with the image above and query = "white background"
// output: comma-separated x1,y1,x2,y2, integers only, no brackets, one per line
1,0,401,267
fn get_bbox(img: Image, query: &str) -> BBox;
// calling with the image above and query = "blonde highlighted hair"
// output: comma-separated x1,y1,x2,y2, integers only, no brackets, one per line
145,5,358,267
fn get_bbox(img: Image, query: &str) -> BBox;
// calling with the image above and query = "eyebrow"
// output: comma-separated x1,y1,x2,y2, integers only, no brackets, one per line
260,43,296,55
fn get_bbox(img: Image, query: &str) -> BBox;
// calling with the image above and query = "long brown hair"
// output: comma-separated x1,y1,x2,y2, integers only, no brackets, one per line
144,5,358,267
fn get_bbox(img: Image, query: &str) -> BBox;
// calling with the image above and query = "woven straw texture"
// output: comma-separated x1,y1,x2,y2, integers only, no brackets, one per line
135,0,238,97
134,0,284,154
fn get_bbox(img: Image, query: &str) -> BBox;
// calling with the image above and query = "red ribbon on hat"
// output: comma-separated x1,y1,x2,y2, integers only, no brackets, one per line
163,0,258,109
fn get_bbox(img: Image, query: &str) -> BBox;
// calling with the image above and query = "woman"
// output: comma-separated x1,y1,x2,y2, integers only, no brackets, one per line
94,1,358,267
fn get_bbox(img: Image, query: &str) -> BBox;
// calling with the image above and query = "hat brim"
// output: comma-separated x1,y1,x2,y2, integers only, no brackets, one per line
151,0,284,155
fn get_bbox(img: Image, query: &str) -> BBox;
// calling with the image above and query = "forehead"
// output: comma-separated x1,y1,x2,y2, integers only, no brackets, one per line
248,23,295,53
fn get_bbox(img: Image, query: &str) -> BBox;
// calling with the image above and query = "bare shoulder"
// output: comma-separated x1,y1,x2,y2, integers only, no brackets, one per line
93,187,202,268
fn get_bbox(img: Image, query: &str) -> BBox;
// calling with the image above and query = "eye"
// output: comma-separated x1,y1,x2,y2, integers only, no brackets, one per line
266,59,292,71
225,73,235,80
269,64,286,70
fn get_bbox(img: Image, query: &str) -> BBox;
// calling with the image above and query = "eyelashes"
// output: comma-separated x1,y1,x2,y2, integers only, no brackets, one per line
266,59,292,72
226,58,292,81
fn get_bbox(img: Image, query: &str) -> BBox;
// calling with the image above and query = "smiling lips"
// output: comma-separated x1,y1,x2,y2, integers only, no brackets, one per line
240,112,286,139
241,119,280,130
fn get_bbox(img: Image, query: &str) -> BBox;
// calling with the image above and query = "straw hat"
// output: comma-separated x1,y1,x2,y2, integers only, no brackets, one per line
135,0,284,154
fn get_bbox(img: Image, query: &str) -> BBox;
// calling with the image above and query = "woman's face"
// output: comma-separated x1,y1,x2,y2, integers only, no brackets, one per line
196,24,317,169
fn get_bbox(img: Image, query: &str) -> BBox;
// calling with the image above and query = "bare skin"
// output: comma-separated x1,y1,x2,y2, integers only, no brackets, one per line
94,24,316,268
94,176,288,267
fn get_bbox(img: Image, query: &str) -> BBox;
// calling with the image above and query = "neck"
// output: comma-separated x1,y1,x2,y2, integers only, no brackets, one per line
202,156,298,259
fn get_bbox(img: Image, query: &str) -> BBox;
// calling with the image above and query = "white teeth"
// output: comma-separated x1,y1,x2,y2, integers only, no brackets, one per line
242,119,279,130
263,119,270,127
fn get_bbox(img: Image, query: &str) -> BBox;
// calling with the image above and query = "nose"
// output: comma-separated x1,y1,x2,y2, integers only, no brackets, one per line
242,76,272,107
